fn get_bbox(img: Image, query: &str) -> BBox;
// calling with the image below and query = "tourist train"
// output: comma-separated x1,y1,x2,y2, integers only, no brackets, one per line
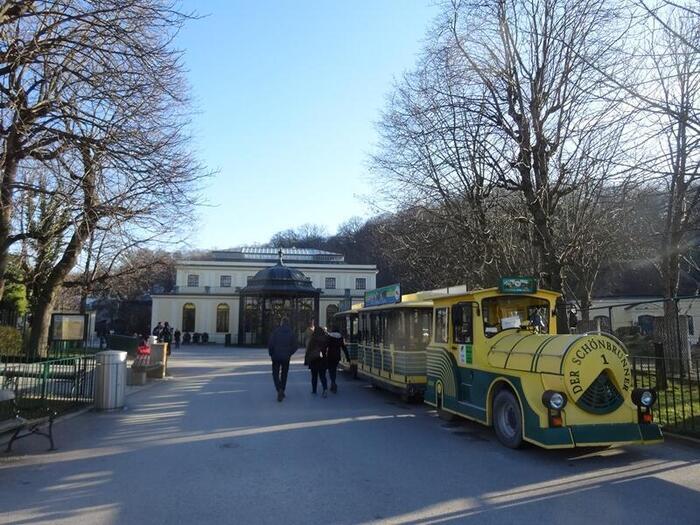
335,278,663,449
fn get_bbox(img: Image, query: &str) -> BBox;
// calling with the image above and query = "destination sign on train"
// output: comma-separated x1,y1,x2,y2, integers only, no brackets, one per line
364,284,401,307
498,277,538,294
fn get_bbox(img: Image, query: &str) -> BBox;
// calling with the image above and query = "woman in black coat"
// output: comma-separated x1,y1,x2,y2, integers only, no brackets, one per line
304,326,329,397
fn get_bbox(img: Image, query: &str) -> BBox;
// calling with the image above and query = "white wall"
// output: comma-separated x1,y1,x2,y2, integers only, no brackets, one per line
153,259,378,345
581,297,700,343
175,261,377,297
151,296,239,344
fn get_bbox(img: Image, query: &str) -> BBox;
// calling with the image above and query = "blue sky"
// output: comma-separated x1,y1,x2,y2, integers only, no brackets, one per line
176,0,437,249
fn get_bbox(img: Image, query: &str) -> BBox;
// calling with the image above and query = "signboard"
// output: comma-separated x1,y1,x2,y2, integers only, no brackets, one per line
364,284,401,308
498,276,538,294
459,344,473,365
51,313,88,341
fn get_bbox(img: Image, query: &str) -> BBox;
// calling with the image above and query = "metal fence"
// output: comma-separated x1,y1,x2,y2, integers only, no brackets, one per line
0,355,97,421
631,355,700,438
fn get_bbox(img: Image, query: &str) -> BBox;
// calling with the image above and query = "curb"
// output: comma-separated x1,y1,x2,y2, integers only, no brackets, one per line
663,431,700,446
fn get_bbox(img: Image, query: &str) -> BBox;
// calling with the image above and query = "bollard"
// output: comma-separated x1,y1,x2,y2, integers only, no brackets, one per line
148,343,168,378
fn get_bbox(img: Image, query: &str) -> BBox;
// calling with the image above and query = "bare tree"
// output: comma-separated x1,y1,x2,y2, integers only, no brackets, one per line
617,2,700,361
443,0,628,300
2,1,206,355
371,39,505,288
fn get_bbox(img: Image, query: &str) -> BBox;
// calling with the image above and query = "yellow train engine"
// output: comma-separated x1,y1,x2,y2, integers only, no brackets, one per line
424,278,663,448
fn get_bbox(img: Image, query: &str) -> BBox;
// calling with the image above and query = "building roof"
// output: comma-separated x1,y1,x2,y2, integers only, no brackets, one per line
207,246,345,264
241,260,320,296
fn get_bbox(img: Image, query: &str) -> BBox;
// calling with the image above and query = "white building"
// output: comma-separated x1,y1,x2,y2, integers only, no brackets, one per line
151,247,377,345
584,296,700,344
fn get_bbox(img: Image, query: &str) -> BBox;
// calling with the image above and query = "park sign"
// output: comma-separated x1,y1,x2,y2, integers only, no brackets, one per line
364,284,401,307
498,276,538,294
50,313,88,341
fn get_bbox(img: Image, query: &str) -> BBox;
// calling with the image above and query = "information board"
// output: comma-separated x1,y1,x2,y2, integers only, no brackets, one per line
51,313,88,341
364,284,401,307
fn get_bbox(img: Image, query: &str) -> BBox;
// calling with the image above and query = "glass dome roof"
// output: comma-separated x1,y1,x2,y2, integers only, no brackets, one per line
241,251,319,296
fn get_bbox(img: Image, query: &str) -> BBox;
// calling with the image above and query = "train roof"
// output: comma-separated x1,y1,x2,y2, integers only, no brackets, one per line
357,300,433,313
334,284,560,315
431,286,560,304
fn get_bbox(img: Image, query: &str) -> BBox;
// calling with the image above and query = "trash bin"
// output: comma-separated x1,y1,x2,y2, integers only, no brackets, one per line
95,350,127,410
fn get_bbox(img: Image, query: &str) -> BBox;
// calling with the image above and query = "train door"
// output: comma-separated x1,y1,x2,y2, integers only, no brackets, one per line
451,302,474,403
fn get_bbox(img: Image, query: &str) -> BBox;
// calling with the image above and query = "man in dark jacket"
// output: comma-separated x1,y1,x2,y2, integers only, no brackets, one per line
268,318,298,402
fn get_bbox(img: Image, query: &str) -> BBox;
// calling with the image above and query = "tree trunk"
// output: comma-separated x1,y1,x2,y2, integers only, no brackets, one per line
0,131,21,301
27,291,57,358
26,147,98,357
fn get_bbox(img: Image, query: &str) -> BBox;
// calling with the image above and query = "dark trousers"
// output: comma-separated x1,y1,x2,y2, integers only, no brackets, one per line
272,360,290,392
327,362,338,386
309,361,327,393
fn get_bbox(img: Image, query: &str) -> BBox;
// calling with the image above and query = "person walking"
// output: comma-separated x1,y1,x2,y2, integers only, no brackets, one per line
326,327,350,394
268,318,298,402
303,318,315,349
304,325,328,397
162,322,173,354
174,328,181,349
152,322,163,341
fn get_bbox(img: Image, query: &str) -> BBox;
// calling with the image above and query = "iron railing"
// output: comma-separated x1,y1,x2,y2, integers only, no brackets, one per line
631,355,700,438
0,355,97,421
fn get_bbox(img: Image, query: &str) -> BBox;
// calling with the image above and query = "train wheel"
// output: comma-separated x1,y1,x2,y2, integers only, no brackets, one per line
493,390,523,449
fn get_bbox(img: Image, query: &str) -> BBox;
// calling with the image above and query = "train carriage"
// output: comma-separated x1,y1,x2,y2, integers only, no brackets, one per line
425,278,664,448
355,299,432,400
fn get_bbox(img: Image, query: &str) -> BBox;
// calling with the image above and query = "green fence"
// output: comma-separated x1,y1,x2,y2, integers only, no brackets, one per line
0,355,97,421
632,355,700,438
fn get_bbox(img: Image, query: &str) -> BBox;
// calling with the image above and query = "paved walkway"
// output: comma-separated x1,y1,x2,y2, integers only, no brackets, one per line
1,345,699,524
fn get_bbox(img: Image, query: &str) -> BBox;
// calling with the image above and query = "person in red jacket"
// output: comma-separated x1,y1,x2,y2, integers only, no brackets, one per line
135,336,150,367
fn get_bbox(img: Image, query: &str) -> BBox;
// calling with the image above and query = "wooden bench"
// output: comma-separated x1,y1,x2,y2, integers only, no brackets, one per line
0,389,56,452
131,354,163,373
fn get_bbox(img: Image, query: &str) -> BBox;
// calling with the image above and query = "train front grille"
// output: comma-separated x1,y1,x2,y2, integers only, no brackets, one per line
576,370,624,414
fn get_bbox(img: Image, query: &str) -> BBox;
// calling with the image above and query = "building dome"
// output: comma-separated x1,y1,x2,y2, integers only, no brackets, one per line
241,250,318,295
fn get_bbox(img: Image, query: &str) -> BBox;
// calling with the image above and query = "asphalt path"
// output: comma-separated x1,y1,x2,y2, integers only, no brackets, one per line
1,345,699,525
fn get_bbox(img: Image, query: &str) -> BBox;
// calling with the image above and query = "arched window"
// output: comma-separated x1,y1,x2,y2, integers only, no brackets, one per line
216,303,230,333
182,303,195,332
326,304,339,329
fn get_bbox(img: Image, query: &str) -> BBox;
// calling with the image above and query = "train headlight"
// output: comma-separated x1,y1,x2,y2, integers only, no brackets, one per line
542,390,567,410
632,388,656,407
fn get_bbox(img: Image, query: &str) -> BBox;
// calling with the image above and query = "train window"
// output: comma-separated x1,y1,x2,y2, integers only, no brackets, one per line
409,308,432,350
452,303,473,344
386,311,400,347
435,308,449,343
481,296,550,338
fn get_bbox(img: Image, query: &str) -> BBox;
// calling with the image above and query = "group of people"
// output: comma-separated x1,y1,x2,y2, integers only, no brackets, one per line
268,318,350,402
152,321,181,354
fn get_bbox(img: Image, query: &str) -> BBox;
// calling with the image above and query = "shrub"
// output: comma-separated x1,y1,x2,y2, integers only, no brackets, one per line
616,326,641,338
0,325,23,356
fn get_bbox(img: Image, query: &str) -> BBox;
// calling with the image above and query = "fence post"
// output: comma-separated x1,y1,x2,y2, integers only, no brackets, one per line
41,360,49,400
654,342,667,390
